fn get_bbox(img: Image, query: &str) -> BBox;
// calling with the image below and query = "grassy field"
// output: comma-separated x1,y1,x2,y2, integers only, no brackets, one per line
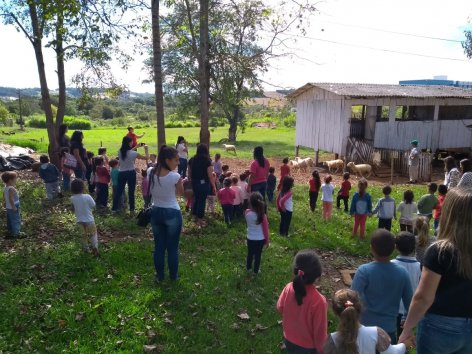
0,172,426,352
2,126,314,159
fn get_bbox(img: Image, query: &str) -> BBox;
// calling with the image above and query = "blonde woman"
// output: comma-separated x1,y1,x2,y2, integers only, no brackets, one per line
399,187,472,354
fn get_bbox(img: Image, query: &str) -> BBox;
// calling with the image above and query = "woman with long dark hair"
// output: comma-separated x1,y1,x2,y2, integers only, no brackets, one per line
111,136,148,212
148,145,184,282
58,124,70,148
248,146,270,200
188,144,215,227
175,136,188,178
70,130,87,180
443,156,461,189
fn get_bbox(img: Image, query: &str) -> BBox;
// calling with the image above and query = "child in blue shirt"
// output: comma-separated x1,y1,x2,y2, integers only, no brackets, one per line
39,154,60,200
372,185,396,231
350,178,372,240
2,171,21,238
351,229,413,344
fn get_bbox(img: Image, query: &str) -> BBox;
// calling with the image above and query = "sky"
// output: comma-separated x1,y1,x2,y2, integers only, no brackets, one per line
0,0,471,93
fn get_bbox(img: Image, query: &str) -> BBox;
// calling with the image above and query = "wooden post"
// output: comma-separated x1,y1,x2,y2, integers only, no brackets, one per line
100,141,103,147
390,151,394,185
295,145,300,157
315,150,319,166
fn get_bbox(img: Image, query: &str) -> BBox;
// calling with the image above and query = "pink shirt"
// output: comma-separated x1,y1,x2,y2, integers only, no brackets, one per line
277,283,328,353
250,159,270,185
141,177,149,197
231,185,243,205
218,187,236,205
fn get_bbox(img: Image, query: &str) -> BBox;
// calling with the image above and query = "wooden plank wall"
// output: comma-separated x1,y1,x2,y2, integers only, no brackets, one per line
380,150,433,182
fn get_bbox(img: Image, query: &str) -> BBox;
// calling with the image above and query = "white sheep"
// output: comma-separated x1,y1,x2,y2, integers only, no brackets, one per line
323,159,345,174
222,144,237,154
347,162,372,178
289,159,301,173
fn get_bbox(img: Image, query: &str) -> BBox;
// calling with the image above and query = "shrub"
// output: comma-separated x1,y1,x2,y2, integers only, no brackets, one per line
283,115,296,128
184,121,194,128
6,138,47,152
27,116,92,130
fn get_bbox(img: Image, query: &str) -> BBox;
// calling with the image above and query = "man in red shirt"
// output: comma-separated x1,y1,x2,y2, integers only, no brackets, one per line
126,127,145,148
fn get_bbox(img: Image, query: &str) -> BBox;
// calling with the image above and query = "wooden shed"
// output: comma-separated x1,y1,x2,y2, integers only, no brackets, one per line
288,83,472,179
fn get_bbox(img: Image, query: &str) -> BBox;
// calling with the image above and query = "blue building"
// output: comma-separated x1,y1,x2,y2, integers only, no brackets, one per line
400,78,472,89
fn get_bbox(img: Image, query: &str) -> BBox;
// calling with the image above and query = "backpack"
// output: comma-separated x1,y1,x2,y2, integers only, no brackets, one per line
136,168,154,227
63,152,77,169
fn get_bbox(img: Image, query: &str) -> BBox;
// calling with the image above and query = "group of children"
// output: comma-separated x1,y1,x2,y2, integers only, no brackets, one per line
277,229,421,353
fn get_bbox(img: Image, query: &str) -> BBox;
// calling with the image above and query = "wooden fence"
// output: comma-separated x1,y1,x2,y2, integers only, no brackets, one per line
380,150,432,182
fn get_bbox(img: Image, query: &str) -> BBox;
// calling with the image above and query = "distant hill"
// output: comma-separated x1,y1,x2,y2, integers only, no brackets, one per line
0,87,153,100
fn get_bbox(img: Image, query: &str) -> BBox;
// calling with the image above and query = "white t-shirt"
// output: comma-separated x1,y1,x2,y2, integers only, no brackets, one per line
391,256,421,315
321,183,335,202
71,194,95,223
231,185,243,205
118,150,138,171
245,210,265,241
148,169,181,210
398,202,418,225
284,194,293,212
176,143,188,159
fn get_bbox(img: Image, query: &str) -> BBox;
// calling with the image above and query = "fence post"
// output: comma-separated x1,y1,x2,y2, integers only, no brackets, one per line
390,151,394,185
295,145,300,157
100,141,103,147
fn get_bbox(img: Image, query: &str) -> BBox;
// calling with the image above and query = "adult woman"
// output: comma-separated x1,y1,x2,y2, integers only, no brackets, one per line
70,130,87,180
112,136,148,212
58,124,70,148
399,187,472,354
248,146,270,200
148,146,183,282
188,144,214,226
176,136,188,178
443,156,461,189
457,159,472,188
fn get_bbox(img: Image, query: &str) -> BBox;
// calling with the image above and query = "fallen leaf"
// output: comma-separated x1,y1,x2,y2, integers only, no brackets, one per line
115,340,124,346
75,312,85,322
255,309,263,316
164,318,173,325
253,324,268,331
147,330,157,344
58,319,66,328
237,312,250,321
143,344,158,353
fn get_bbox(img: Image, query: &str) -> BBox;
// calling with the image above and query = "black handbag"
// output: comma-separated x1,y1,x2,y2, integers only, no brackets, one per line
136,168,154,227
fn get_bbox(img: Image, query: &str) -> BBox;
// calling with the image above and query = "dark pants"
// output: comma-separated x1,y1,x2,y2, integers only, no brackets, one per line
251,181,267,201
221,204,233,224
96,182,109,208
378,218,392,231
309,191,319,211
151,207,182,281
178,158,187,178
192,181,209,219
246,239,265,273
242,199,249,211
86,168,95,194
397,314,404,340
74,167,85,180
336,195,349,211
284,339,317,354
279,210,292,236
267,188,275,202
112,170,136,211
112,185,126,208
62,172,71,192
400,223,413,233
233,204,243,219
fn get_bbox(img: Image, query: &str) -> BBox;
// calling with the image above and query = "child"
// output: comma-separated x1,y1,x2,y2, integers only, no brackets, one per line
219,164,230,187
231,175,243,218
218,177,236,225
39,154,60,200
372,185,396,231
95,156,110,209
398,190,417,233
238,173,250,210
414,216,436,264
321,175,335,221
277,250,327,354
70,179,99,257
245,192,269,275
351,229,413,344
277,176,294,237
266,167,276,203
336,172,351,212
213,153,222,179
109,159,125,209
206,172,217,214
183,178,193,212
350,179,372,240
433,184,447,232
97,147,109,167
141,169,151,208
85,151,95,194
391,232,421,338
324,289,412,354
277,157,291,191
2,171,21,238
60,147,72,192
308,170,321,212
417,182,438,222
148,154,157,168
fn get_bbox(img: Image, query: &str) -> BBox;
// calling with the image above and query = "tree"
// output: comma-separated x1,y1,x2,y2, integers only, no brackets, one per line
0,102,9,125
464,29,472,58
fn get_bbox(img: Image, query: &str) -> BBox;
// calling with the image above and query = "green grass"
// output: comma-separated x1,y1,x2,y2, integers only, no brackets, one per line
0,177,427,353
2,126,314,159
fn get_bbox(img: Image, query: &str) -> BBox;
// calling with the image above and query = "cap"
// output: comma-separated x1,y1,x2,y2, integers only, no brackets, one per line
410,140,418,145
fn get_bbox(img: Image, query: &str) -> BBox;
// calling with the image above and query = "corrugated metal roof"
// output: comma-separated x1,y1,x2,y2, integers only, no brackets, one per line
287,83,472,99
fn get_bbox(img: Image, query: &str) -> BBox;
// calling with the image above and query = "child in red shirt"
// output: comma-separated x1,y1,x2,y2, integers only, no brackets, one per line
218,177,236,225
278,157,291,191
277,250,327,354
433,184,447,233
336,172,351,212
308,170,321,212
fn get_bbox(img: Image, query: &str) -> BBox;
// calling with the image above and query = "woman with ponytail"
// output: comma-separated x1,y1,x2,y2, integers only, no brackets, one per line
324,289,412,354
277,250,327,354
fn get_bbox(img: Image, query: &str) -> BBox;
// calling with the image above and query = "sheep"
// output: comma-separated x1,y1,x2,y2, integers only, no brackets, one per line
222,144,237,154
347,162,372,178
289,159,301,173
323,159,345,174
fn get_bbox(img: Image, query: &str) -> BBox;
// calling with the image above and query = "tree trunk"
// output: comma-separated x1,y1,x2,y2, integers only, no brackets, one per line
228,105,239,142
55,9,66,141
152,0,166,149
198,0,210,147
29,3,59,166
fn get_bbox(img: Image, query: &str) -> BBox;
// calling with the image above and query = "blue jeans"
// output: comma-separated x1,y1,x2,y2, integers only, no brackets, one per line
417,313,472,354
112,170,136,211
192,181,209,219
45,182,59,200
6,208,21,236
251,181,267,201
62,173,71,192
151,207,182,281
284,339,317,354
178,158,188,178
221,204,233,224
96,182,109,208
434,218,440,231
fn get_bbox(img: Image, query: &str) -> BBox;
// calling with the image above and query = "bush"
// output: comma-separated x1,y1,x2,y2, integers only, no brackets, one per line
5,138,47,152
283,114,296,128
27,116,92,130
108,117,127,127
